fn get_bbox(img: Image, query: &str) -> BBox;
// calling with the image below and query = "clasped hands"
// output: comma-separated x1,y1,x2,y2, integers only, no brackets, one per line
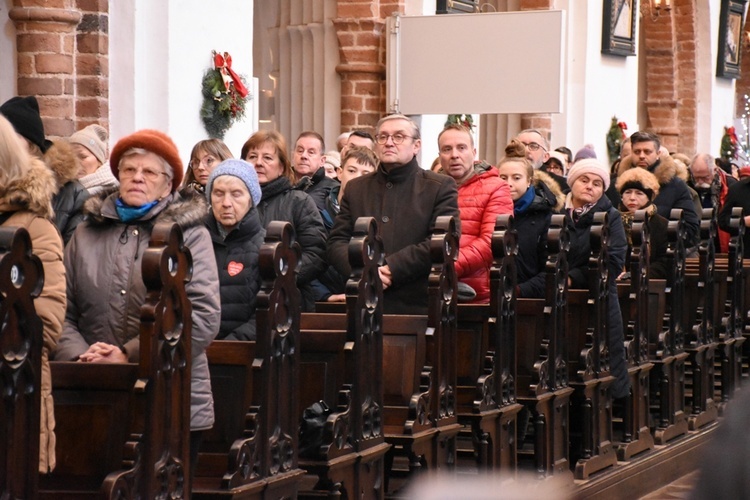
78,342,128,363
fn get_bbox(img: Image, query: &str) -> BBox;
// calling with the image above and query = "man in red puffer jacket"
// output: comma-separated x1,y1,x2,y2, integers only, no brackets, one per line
438,124,513,303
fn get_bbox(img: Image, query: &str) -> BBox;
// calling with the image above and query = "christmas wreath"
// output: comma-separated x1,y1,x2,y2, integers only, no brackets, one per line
200,51,251,139
606,116,628,163
445,114,475,130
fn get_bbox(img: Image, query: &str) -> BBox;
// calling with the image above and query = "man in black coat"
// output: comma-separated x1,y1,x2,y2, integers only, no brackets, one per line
617,131,700,246
292,131,339,213
327,114,460,314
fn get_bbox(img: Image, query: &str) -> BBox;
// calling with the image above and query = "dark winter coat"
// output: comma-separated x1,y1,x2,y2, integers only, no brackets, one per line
55,190,221,431
455,162,513,303
515,171,565,299
207,208,265,341
618,154,699,246
620,204,670,280
44,140,89,244
327,156,460,315
719,176,750,258
565,193,630,399
296,166,340,215
257,175,327,311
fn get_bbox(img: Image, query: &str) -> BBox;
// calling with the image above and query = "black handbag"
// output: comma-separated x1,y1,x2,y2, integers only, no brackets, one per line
298,400,332,459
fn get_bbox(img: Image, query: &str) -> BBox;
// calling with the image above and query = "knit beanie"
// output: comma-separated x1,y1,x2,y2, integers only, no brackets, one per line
573,145,597,162
567,158,611,191
69,124,108,164
548,150,568,168
0,96,52,153
615,166,660,201
110,129,184,192
206,159,262,208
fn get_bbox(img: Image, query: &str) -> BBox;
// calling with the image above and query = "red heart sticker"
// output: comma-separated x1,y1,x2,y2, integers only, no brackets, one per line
227,261,244,276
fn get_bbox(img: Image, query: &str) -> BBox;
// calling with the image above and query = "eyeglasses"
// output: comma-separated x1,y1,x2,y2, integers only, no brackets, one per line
190,156,217,170
118,165,170,182
375,133,414,145
521,141,547,152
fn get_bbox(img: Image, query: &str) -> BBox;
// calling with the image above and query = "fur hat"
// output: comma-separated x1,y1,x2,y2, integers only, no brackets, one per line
573,145,597,162
0,96,52,153
70,124,108,164
110,129,183,192
206,159,262,208
567,158,610,190
616,167,660,201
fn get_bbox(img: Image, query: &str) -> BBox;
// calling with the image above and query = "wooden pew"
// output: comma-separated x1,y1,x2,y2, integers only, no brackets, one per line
455,215,522,471
381,216,461,494
515,214,574,480
297,216,390,499
648,210,689,445
41,222,192,499
614,210,655,460
193,221,305,499
0,227,45,499
714,207,746,410
567,212,617,479
682,208,719,430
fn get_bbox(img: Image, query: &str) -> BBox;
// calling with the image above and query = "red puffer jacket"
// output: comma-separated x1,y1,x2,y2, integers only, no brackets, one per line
456,163,513,303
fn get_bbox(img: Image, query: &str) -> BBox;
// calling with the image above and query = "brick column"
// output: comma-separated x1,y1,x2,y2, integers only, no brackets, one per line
75,0,108,131
639,0,680,152
334,0,404,132
519,0,552,141
9,0,81,138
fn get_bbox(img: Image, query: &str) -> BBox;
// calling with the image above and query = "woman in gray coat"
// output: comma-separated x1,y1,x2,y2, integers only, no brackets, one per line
54,129,221,468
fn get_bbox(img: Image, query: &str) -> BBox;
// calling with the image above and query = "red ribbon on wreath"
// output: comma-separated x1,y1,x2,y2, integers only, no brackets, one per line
728,126,738,145
213,51,249,98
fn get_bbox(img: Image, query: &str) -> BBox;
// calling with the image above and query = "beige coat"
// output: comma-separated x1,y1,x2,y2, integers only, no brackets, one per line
0,158,66,473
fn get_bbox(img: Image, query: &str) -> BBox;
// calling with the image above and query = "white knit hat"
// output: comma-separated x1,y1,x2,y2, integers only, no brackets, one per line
566,158,610,191
70,124,108,164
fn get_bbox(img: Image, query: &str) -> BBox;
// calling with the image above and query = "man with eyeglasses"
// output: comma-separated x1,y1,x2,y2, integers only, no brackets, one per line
327,114,460,314
690,153,734,253
517,128,569,194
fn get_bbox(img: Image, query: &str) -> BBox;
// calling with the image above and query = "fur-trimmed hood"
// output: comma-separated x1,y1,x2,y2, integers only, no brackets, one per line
0,156,57,218
84,188,209,230
44,140,80,187
616,151,682,185
615,166,661,197
533,170,565,211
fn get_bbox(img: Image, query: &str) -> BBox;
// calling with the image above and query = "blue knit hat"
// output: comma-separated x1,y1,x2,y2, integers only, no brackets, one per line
206,159,262,207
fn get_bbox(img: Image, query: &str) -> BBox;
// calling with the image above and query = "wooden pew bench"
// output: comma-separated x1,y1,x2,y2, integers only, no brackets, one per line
192,221,305,499
614,210,655,461
41,222,192,499
454,215,522,471
297,217,390,500
515,214,574,480
682,208,719,430
0,226,47,499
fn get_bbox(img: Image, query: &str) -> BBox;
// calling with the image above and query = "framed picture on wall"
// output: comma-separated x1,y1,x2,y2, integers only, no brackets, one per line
602,0,638,56
717,0,747,79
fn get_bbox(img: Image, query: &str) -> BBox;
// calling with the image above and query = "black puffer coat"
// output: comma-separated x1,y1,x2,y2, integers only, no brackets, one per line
257,176,327,311
208,208,265,341
516,171,564,298
566,193,630,399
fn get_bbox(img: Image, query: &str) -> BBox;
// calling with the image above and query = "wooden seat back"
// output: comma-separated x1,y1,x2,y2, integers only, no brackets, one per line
0,227,45,499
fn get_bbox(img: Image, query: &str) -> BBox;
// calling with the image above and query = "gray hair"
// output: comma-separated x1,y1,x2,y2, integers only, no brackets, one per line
121,147,174,180
376,114,421,140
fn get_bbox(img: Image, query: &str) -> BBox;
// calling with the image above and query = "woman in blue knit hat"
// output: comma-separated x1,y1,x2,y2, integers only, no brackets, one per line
205,159,265,340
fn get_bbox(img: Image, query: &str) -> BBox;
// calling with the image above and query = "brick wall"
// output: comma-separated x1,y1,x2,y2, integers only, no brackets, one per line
74,0,108,131
9,0,81,137
8,0,109,139
334,0,404,133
